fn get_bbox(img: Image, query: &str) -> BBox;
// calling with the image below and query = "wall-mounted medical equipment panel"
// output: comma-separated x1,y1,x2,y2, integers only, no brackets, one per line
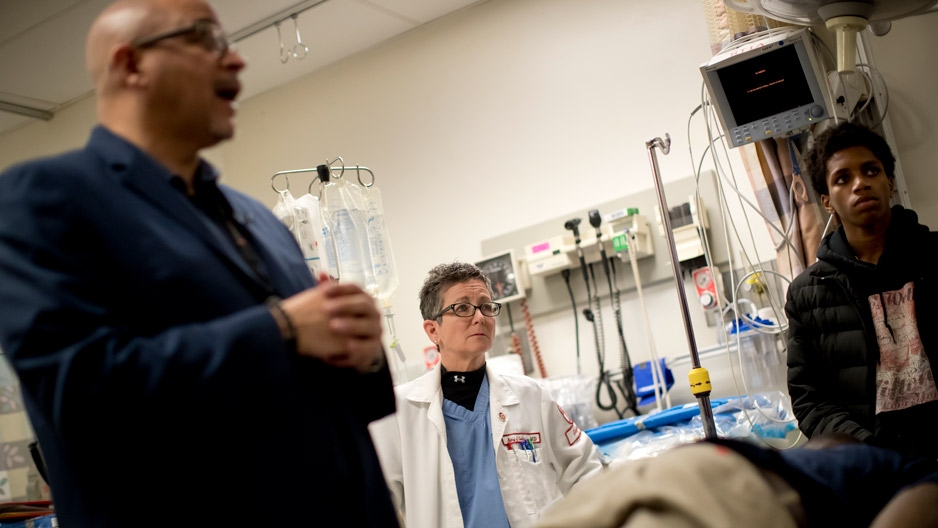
523,211,653,279
654,197,709,266
481,173,727,322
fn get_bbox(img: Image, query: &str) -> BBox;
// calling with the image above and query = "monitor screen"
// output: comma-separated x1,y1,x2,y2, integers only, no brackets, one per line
715,44,814,127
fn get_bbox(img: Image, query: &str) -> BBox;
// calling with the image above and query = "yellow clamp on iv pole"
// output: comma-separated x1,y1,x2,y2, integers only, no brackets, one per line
645,134,718,439
688,367,712,396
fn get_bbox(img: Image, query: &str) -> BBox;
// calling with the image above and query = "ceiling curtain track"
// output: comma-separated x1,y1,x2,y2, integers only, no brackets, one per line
0,0,331,122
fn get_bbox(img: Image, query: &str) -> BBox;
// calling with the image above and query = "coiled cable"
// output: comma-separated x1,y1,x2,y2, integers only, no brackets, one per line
520,298,548,378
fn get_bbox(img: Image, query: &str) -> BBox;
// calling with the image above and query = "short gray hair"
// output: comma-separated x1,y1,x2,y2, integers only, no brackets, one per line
418,262,493,321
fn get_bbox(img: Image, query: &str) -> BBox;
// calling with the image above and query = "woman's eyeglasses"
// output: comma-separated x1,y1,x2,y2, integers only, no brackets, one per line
435,302,502,319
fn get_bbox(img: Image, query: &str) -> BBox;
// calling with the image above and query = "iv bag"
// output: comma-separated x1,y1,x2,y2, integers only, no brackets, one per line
343,183,380,295
321,178,378,294
294,194,326,277
319,216,340,280
272,189,297,232
363,186,400,301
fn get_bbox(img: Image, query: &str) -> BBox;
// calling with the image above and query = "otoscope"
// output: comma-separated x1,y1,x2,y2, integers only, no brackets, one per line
589,209,638,414
588,210,614,303
567,216,623,418
564,218,592,318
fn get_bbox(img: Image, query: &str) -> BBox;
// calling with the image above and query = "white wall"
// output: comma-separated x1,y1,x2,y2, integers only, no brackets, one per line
1,0,937,403
867,12,938,227
0,93,226,171
218,0,756,384
0,94,96,166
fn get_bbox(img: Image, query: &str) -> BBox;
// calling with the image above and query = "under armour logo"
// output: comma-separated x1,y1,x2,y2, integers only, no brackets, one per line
454,375,466,383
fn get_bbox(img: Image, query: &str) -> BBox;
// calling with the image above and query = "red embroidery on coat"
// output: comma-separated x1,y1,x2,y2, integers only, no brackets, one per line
557,404,581,445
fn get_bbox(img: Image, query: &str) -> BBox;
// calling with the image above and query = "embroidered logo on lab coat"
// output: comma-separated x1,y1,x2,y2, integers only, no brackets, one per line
557,403,582,446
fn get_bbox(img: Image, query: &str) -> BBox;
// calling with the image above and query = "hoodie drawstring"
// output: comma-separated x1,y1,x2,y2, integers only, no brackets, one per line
879,292,896,343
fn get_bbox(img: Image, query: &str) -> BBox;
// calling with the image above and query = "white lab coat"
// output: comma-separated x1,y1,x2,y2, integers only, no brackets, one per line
369,364,604,528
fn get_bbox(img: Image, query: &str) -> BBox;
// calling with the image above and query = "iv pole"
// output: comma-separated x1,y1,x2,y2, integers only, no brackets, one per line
645,134,717,440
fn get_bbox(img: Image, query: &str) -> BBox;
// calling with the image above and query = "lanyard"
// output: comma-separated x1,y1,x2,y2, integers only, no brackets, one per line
190,178,280,300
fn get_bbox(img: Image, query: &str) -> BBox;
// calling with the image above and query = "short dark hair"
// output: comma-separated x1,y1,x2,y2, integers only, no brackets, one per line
418,262,493,321
806,121,896,196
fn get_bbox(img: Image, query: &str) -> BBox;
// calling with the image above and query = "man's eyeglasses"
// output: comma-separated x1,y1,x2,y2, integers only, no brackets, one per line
132,20,229,58
436,302,502,319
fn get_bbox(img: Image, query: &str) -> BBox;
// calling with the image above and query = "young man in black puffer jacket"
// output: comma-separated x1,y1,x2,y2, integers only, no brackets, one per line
786,121,938,460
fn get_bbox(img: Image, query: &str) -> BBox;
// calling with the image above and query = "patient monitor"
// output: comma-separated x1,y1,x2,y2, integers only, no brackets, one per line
700,27,831,148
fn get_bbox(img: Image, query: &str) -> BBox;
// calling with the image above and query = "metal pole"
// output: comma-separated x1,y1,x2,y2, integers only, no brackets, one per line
645,134,717,439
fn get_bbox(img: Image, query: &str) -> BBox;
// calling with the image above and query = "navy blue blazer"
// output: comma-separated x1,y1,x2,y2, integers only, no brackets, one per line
0,127,397,527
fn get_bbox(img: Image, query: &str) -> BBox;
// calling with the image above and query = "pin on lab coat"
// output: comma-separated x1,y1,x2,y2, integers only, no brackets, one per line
369,364,604,528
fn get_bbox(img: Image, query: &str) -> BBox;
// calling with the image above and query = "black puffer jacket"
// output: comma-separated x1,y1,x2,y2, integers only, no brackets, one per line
786,206,938,458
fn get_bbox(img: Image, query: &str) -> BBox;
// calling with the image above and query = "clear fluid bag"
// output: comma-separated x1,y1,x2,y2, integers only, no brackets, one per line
321,178,376,292
363,185,399,301
319,218,340,280
342,183,380,295
294,194,325,277
272,188,297,233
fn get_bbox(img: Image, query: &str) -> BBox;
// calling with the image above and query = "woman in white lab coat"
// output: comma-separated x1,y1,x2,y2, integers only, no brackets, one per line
369,262,604,528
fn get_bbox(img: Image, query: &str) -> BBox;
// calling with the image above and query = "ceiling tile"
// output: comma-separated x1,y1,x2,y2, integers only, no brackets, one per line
212,0,312,34
356,0,483,24
0,0,478,132
234,0,416,101
0,112,32,137
0,0,83,45
0,0,110,104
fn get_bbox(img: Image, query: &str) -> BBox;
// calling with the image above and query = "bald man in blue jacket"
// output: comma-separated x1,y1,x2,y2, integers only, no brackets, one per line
0,0,397,526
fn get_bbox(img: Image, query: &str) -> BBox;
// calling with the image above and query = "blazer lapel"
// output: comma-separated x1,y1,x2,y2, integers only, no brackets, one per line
88,128,265,293
230,195,304,297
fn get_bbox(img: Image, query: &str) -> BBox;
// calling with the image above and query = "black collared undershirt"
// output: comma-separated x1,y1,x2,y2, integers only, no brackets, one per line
441,363,487,411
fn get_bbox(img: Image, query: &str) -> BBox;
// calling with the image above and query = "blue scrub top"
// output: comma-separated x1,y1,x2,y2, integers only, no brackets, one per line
442,375,511,528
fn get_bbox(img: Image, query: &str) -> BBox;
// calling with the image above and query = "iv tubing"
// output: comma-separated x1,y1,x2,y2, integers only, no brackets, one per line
689,96,803,448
